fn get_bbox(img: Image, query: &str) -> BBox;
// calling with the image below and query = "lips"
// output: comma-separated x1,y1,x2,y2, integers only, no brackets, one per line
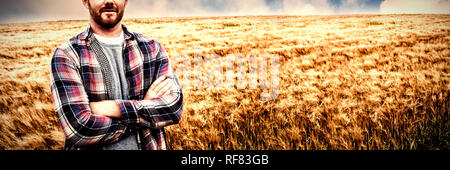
100,9,118,13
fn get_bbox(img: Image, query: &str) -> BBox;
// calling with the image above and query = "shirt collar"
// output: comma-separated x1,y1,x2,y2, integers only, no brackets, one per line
82,24,135,42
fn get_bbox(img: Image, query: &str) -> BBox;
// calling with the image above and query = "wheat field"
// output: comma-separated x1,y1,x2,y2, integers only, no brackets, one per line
0,14,448,150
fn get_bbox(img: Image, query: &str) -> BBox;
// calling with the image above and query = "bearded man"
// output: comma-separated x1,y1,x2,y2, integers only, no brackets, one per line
50,0,183,150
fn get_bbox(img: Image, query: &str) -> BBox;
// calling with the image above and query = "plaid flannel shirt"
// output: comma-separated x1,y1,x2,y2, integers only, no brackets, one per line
50,25,183,150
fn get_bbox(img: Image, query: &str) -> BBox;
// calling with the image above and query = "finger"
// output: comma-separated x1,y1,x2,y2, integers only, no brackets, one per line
158,84,172,98
154,80,171,97
147,76,166,99
156,81,173,97
153,79,171,95
160,86,172,97
149,76,166,91
145,85,160,99
145,81,169,100
144,90,155,100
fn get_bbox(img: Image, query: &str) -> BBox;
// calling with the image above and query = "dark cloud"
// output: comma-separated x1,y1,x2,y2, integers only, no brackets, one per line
0,0,446,24
0,0,39,22
0,0,87,24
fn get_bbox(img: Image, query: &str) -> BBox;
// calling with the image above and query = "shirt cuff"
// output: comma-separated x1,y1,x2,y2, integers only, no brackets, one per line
116,100,139,124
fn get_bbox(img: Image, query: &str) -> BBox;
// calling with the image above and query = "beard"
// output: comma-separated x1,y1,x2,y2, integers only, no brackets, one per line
88,2,124,29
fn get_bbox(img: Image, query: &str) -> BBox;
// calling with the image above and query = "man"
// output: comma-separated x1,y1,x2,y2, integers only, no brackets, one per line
50,0,183,150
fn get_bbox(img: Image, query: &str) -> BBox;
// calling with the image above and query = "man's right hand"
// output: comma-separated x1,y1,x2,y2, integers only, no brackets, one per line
144,75,174,100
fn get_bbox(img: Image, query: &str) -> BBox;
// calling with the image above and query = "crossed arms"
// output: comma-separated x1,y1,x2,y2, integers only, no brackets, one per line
89,75,175,118
50,43,183,147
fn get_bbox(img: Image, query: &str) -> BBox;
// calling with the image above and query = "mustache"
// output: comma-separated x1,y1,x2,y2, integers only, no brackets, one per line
100,6,119,13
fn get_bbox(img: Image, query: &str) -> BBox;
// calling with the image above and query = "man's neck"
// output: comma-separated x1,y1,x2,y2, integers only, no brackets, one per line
90,20,123,38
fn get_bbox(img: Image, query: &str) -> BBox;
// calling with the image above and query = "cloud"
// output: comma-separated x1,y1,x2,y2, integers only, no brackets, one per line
126,0,336,16
222,0,273,15
0,0,382,24
125,0,273,17
281,0,334,15
6,0,446,24
327,0,384,14
380,0,450,14
0,0,87,24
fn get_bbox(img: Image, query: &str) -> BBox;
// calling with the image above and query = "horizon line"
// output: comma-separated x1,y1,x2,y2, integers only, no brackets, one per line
1,13,449,25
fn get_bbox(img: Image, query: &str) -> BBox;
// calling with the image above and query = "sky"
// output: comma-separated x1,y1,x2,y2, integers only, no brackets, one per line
0,0,449,24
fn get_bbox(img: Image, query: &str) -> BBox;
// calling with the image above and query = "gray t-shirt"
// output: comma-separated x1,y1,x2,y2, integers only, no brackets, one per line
94,32,139,150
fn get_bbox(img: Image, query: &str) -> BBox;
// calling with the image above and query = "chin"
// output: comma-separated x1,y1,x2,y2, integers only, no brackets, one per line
102,15,117,20
101,18,117,24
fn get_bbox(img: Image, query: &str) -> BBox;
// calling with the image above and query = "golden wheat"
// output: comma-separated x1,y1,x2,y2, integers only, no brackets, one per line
0,14,448,150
